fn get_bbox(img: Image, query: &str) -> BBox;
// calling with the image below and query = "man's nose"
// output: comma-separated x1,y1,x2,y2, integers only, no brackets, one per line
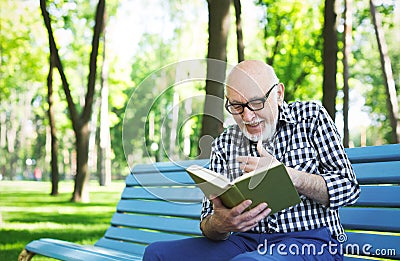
241,106,255,122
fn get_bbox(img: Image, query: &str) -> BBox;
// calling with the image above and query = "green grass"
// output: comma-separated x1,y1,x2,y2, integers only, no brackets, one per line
0,180,125,260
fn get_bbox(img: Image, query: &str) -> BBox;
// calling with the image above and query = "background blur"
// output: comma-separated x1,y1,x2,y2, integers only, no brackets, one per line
0,0,398,188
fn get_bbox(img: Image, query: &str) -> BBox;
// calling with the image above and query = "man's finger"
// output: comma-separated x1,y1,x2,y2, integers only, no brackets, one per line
239,206,271,232
231,199,252,216
210,196,225,209
257,139,269,157
237,156,250,164
237,156,252,172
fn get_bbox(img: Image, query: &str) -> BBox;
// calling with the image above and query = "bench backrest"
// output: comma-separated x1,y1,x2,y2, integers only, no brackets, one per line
95,144,400,259
339,144,400,259
94,159,207,256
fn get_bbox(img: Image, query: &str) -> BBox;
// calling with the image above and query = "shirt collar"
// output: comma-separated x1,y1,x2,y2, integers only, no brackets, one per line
278,101,296,124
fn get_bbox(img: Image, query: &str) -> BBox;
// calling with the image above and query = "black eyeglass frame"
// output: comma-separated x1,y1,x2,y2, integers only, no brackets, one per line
225,83,279,115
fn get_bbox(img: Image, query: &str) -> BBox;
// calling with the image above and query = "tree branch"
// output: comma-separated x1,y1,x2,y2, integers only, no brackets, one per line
82,0,106,123
40,0,79,130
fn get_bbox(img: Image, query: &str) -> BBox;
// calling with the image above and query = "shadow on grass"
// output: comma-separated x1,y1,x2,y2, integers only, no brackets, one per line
1,191,121,208
6,211,114,225
0,227,108,245
0,227,108,260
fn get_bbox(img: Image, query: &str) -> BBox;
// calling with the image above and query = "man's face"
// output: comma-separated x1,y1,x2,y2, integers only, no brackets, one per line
226,86,280,142
225,63,284,142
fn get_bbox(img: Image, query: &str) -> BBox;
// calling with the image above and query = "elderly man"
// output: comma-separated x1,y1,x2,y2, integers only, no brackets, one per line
144,60,360,260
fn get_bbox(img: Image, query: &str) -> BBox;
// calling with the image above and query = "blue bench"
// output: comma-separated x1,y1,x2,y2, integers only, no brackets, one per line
19,145,400,260
339,145,400,260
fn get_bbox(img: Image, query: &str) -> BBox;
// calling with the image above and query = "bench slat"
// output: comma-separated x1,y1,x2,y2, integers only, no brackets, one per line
344,232,400,259
111,213,202,235
345,144,400,163
131,159,209,174
352,161,400,184
117,199,202,218
343,256,372,260
126,171,196,186
26,239,139,261
340,208,400,232
354,185,400,207
121,186,203,202
95,238,146,257
104,226,193,244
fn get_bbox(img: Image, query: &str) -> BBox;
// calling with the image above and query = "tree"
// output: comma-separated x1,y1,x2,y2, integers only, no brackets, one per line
200,0,231,158
47,50,60,195
370,0,399,143
322,0,338,120
342,0,353,147
349,0,398,145
40,0,106,202
233,0,245,62
97,17,112,186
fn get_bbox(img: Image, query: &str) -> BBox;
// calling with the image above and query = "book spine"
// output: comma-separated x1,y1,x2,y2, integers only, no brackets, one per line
220,185,247,209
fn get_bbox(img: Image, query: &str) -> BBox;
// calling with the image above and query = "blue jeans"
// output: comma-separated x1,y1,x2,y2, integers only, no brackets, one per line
143,227,343,261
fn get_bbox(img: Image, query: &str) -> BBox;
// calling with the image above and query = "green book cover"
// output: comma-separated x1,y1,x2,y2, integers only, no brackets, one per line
186,163,301,214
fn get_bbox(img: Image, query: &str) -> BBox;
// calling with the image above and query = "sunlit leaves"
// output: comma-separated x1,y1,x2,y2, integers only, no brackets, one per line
257,0,324,102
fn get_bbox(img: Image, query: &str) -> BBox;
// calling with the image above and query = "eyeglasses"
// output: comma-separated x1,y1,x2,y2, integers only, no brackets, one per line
225,83,279,115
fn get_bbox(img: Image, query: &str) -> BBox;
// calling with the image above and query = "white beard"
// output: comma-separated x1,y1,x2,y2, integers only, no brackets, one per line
242,118,277,142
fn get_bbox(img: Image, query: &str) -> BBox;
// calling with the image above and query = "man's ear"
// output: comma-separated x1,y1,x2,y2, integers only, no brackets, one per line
277,83,285,105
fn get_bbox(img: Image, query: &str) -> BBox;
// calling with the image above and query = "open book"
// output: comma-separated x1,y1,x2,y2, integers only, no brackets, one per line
186,163,301,214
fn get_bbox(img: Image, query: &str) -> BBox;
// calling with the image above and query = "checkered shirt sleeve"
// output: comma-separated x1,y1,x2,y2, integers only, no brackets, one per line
311,105,360,210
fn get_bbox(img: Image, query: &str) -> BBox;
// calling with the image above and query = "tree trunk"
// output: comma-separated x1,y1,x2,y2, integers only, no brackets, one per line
265,17,282,67
322,0,338,121
342,0,352,147
47,54,59,195
233,0,245,62
200,0,231,159
0,112,6,149
40,0,106,202
370,0,399,143
72,123,90,202
6,98,17,180
169,92,180,159
98,18,111,186
71,0,105,201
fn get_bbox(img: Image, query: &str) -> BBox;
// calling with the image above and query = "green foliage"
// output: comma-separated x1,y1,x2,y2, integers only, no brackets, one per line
1,0,398,181
0,0,48,179
346,0,399,144
257,0,324,102
0,1,47,99
255,0,399,145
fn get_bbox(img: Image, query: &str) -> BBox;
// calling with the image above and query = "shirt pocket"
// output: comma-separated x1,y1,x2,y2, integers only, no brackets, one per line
282,146,318,174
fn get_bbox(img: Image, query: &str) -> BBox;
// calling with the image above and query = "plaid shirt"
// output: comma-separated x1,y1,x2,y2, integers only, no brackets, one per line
201,101,360,238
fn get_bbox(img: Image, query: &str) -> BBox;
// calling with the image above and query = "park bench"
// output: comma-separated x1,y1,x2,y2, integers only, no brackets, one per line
19,144,400,260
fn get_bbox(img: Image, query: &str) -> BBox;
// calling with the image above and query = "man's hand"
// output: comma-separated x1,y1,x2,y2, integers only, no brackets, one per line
236,140,330,207
237,140,280,173
200,196,271,240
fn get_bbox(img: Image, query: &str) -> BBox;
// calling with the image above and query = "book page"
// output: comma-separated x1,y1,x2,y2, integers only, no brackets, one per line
187,165,231,189
233,161,281,184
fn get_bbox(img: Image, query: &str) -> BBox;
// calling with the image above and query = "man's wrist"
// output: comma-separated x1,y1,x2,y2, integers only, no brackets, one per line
201,215,230,241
